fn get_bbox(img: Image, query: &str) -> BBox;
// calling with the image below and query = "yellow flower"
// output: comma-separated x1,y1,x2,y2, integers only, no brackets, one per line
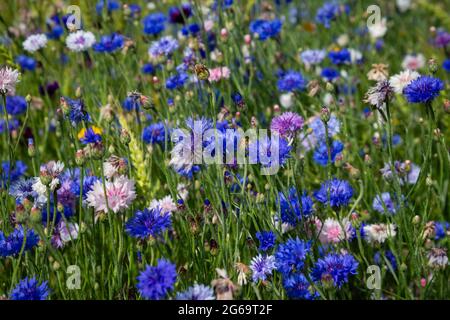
77,126,102,140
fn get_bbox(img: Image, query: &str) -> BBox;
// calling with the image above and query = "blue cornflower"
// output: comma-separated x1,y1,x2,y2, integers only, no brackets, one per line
142,12,166,35
278,188,314,226
62,97,90,126
10,277,49,300
403,75,444,103
15,55,36,71
80,175,100,200
170,117,213,177
1,95,27,116
248,136,292,170
142,122,167,145
0,97,23,117
374,250,397,271
256,231,276,252
277,70,307,92
41,202,74,226
249,19,283,41
0,226,40,258
212,0,234,10
300,49,326,66
1,160,27,188
372,192,399,214
93,33,124,53
328,48,351,65
381,133,402,147
96,0,120,14
9,178,36,203
184,23,201,36
141,63,155,74
128,4,141,18
166,72,189,90
125,208,172,240
315,1,348,28
149,36,179,57
312,140,344,166
309,114,341,141
443,59,450,72
122,96,141,112
275,237,311,276
231,92,244,107
314,178,353,207
137,259,177,300
434,221,449,240
0,118,20,134
176,284,215,300
168,3,192,24
283,273,318,300
311,253,358,288
250,254,277,282
57,179,77,208
321,67,340,82
79,127,102,145
46,23,64,40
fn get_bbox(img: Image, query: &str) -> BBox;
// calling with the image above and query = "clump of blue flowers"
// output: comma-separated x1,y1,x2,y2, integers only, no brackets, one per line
275,237,311,275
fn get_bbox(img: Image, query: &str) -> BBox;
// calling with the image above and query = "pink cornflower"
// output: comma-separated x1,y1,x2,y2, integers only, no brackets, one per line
270,112,304,139
0,66,20,95
315,218,354,244
86,175,136,214
208,67,230,82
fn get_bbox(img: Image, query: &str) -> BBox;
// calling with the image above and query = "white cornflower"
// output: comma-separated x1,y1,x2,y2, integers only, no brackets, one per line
176,183,189,201
149,195,177,215
363,223,397,244
389,70,420,94
23,34,48,52
66,30,96,52
279,92,294,109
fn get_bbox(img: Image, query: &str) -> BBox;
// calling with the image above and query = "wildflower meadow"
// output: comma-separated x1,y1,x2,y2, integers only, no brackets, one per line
0,0,449,302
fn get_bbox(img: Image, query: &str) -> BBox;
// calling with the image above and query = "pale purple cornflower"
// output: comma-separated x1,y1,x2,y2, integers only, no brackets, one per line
148,36,179,58
176,284,215,300
249,254,276,282
364,79,394,109
380,161,420,185
427,248,448,270
270,112,304,139
300,49,326,67
51,221,79,248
